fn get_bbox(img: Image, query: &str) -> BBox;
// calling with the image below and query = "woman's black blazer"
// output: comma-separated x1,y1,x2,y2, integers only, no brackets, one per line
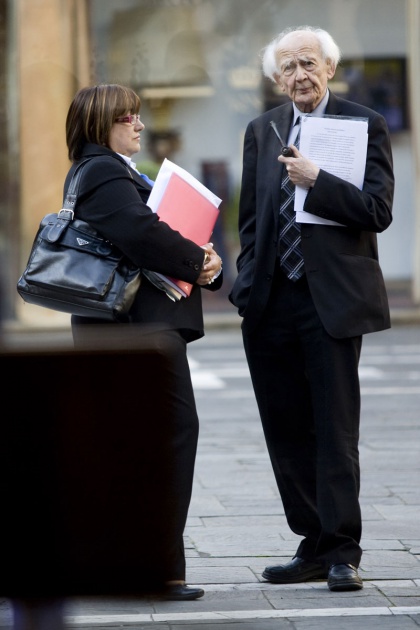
64,144,222,342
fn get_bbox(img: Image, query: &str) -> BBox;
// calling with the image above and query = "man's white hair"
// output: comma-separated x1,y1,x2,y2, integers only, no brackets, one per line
261,25,341,82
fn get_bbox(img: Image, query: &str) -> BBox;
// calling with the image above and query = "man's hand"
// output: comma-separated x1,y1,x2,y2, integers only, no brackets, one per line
278,144,320,188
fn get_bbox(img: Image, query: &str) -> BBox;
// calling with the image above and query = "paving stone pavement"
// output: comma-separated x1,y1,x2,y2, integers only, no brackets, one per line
1,308,420,629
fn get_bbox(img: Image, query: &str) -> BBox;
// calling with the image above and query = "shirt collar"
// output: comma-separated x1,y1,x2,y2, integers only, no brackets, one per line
116,152,155,186
117,153,137,171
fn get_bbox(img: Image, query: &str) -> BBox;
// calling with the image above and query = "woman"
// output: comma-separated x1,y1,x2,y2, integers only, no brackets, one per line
64,84,223,600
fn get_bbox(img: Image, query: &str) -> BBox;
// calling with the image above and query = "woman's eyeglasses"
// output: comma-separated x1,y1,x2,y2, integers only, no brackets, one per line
115,114,142,125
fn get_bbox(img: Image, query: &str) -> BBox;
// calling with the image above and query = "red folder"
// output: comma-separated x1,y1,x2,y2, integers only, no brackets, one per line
156,172,220,297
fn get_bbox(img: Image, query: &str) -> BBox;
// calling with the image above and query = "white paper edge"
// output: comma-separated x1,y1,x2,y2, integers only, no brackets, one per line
147,158,222,213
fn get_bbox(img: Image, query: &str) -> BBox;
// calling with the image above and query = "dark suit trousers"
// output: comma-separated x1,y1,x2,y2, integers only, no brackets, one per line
71,321,199,582
242,267,363,568
150,329,200,581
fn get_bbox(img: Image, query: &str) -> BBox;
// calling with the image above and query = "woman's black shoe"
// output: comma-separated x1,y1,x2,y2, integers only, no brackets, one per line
163,584,205,600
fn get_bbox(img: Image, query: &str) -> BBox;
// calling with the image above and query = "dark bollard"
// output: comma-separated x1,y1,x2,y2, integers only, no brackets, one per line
1,326,180,628
12,599,65,630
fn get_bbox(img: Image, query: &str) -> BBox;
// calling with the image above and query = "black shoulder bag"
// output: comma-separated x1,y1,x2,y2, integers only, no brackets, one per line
17,158,141,322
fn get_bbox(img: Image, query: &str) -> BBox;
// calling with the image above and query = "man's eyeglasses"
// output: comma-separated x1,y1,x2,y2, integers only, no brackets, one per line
115,114,142,125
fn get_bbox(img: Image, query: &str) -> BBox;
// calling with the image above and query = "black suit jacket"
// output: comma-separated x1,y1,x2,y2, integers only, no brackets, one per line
65,144,222,342
229,92,394,338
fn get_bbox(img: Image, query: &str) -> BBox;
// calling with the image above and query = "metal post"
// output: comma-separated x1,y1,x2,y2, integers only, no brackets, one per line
407,0,420,304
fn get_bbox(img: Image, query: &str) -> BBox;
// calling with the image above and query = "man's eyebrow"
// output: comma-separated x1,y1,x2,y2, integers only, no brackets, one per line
281,56,312,69
280,57,296,67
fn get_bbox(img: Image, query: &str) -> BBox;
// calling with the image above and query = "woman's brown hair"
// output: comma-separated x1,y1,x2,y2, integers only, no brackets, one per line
66,84,141,161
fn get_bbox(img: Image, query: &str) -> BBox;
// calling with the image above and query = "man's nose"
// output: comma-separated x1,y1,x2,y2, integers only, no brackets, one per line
295,65,307,80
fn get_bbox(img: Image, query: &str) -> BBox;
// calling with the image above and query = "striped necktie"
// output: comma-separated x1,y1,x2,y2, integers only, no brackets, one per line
277,126,304,281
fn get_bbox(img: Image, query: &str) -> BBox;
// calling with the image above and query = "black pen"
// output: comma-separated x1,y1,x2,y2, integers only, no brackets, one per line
269,120,293,157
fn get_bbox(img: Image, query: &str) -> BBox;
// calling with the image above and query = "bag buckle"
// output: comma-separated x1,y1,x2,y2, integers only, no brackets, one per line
58,209,74,220
46,211,74,243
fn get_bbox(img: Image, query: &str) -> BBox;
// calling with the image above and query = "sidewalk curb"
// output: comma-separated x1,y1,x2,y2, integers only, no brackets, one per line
2,306,420,337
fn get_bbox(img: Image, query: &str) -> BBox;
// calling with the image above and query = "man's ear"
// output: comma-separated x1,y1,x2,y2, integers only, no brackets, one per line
273,73,286,92
326,61,336,80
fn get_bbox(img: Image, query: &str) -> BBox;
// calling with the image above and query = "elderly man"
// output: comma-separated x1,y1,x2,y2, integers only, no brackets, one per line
229,26,394,591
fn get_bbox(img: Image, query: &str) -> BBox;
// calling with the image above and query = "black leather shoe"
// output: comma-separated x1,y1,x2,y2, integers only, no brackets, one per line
262,557,327,583
328,563,363,591
163,584,205,600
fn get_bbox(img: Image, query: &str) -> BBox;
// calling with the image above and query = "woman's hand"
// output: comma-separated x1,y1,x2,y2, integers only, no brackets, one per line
196,243,223,286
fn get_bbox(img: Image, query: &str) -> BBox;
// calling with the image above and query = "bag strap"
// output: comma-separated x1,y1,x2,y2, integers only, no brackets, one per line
61,157,94,215
46,158,94,243
47,156,133,243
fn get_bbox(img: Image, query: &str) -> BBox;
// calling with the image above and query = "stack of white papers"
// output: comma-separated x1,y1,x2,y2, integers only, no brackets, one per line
295,115,368,226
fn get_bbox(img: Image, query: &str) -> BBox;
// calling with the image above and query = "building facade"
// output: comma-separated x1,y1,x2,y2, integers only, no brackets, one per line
2,0,419,326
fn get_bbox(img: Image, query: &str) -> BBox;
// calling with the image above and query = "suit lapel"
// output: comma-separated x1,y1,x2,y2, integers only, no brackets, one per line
129,167,153,191
324,91,342,116
270,104,293,223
